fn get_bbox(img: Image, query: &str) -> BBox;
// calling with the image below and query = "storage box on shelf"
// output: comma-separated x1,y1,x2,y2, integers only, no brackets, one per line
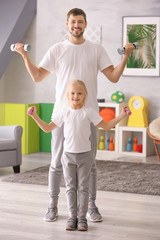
0,103,40,154
96,102,128,160
119,126,155,157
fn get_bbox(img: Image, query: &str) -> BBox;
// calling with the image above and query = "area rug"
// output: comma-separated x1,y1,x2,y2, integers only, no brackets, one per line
2,160,160,196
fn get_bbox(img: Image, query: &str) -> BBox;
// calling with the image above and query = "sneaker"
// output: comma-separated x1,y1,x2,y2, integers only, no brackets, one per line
78,218,88,231
66,217,78,231
87,207,103,222
43,207,58,222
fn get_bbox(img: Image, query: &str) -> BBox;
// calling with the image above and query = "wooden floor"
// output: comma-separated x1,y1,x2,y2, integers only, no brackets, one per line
0,153,160,240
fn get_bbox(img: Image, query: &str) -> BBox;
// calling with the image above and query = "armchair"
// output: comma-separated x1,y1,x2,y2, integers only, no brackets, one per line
147,117,160,161
0,125,23,173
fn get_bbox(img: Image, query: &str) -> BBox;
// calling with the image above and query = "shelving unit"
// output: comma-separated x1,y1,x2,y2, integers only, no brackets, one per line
119,126,155,157
96,102,155,160
96,102,128,160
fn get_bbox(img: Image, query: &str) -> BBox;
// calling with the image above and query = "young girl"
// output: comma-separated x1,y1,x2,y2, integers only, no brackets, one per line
27,80,130,231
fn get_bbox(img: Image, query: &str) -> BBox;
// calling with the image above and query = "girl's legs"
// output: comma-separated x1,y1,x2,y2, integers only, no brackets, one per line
62,151,92,231
77,151,93,231
62,152,77,218
61,151,78,230
77,151,93,220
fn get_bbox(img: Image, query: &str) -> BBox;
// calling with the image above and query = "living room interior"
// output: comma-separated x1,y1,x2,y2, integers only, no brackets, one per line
0,0,160,239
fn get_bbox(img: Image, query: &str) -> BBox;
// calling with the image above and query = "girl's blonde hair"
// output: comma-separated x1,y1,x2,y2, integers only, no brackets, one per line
66,80,88,106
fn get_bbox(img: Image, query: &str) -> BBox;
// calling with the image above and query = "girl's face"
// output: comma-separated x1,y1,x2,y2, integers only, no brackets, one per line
68,84,86,109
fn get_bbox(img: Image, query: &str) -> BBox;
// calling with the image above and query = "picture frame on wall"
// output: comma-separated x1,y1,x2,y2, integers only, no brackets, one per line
122,16,160,76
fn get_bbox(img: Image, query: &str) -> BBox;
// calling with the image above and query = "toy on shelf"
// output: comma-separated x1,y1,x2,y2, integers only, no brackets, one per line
137,144,143,153
133,137,138,151
111,91,125,103
128,96,148,127
105,136,110,150
99,136,105,150
109,137,114,151
99,108,115,122
127,137,132,151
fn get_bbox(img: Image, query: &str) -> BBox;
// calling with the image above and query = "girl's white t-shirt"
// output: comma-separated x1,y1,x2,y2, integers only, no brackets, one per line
52,106,103,153
39,40,113,113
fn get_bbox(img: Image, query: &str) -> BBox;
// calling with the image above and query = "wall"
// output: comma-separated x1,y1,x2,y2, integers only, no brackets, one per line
0,0,160,122
0,0,37,79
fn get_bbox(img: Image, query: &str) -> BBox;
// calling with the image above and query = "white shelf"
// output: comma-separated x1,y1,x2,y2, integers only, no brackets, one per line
98,127,115,131
96,102,128,160
96,102,155,160
119,126,155,157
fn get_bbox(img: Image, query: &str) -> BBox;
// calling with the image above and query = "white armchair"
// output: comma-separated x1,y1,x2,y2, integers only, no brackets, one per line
0,125,23,173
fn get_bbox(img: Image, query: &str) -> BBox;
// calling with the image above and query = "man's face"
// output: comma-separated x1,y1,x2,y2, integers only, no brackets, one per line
66,14,87,38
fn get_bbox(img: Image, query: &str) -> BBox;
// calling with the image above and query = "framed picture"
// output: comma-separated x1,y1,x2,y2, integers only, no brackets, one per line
122,17,160,76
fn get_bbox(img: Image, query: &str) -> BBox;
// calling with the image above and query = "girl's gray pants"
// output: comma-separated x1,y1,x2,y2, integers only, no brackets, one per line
48,123,97,207
62,151,93,219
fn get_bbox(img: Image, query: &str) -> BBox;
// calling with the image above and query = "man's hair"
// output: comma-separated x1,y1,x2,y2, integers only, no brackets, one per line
67,8,87,22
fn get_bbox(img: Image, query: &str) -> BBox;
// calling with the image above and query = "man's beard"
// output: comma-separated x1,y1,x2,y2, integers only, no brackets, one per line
69,30,84,38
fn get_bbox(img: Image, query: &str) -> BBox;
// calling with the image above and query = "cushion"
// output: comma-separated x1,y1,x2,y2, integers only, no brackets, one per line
0,139,17,151
149,117,160,138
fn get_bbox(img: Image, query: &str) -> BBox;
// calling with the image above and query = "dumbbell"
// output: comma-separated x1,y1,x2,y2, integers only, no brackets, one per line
122,106,132,116
117,42,139,55
27,106,36,116
10,44,31,52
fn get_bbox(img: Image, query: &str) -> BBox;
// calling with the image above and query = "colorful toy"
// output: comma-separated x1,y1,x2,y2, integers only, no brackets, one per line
111,91,125,103
127,137,132,151
128,96,148,127
99,108,115,122
105,136,110,150
99,136,105,150
133,137,138,151
109,137,114,151
137,144,143,153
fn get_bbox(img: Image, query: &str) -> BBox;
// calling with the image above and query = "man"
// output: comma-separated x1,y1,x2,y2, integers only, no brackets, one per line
14,8,134,223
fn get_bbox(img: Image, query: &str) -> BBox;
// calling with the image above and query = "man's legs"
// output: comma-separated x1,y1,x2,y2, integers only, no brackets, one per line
44,126,64,222
88,123,103,222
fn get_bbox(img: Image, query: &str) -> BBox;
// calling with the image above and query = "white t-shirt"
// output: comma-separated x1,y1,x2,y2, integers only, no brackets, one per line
39,40,113,113
52,106,103,153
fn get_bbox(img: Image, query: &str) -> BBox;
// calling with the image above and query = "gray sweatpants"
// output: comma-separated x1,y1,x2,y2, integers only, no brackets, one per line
48,123,97,207
62,151,93,219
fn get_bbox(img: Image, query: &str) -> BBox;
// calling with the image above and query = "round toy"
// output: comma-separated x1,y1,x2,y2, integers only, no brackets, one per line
111,91,125,103
99,108,115,122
